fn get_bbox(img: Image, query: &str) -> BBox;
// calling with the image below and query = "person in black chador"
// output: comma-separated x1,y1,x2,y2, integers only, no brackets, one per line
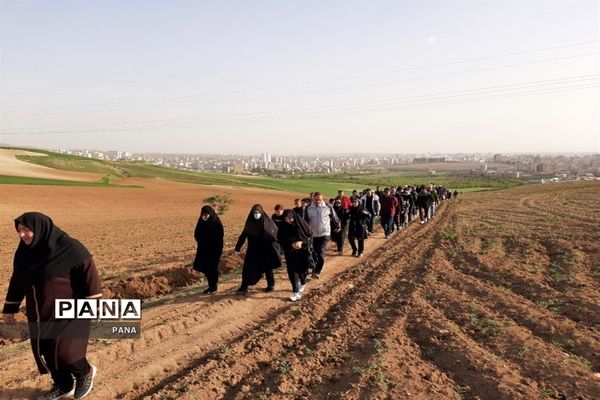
2,212,101,400
193,205,224,294
347,198,371,257
331,199,349,255
235,204,282,293
278,209,312,302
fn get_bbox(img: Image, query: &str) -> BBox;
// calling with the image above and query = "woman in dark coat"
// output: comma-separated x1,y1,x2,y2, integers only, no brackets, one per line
193,205,224,294
347,199,371,257
235,204,281,293
2,212,101,400
277,209,312,301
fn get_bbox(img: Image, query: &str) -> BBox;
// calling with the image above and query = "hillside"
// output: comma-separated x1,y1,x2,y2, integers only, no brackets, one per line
1,147,523,195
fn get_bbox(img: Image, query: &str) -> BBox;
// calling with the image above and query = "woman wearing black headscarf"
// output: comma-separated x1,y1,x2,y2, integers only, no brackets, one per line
193,205,224,294
347,198,371,257
2,212,101,400
278,209,312,301
234,204,281,293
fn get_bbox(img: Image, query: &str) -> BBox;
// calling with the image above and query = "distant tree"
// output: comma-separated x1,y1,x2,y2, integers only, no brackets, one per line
203,194,234,215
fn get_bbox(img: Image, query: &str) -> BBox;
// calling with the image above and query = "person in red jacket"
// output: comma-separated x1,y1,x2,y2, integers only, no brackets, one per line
2,212,101,400
335,190,352,209
379,188,398,238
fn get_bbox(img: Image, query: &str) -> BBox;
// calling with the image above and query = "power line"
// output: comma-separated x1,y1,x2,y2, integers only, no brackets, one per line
2,41,597,114
2,81,597,135
3,75,598,131
4,74,598,130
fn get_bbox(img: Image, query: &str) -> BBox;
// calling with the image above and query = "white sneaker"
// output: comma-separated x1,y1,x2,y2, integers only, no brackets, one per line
299,284,306,293
290,293,301,302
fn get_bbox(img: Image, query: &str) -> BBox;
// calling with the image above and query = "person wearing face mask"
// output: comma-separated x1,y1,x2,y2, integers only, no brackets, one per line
193,205,224,294
2,212,101,400
235,204,282,293
277,210,312,301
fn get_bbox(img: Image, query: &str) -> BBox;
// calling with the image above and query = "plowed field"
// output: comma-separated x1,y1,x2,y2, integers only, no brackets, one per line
1,180,599,400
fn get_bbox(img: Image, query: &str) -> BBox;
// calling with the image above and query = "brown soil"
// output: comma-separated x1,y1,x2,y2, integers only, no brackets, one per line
1,180,599,400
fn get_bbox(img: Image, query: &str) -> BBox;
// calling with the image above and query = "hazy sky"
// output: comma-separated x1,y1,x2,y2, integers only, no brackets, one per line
1,0,598,154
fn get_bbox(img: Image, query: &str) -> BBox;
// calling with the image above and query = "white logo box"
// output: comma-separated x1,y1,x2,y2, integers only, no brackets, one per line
54,299,142,320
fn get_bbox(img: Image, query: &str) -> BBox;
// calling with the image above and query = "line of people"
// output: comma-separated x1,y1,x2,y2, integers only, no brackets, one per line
192,184,454,303
1,184,454,400
2,184,454,399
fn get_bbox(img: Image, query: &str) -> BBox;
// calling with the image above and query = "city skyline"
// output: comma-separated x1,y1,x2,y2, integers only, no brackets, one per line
1,1,599,154
19,146,594,179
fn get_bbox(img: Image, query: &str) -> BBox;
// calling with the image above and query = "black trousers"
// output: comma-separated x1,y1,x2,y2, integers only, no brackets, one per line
365,214,375,233
313,236,329,274
287,267,307,293
348,237,364,254
240,269,275,290
52,357,91,392
265,269,275,288
203,269,219,290
333,226,347,252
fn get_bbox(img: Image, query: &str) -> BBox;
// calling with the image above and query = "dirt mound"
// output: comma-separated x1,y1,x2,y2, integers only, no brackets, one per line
106,252,241,299
107,267,200,299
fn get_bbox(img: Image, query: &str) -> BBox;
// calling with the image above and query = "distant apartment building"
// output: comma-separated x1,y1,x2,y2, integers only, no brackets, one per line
413,157,447,163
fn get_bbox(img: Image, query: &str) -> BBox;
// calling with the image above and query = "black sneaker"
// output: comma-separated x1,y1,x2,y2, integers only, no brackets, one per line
37,386,74,400
74,364,97,399
264,286,274,292
237,287,248,294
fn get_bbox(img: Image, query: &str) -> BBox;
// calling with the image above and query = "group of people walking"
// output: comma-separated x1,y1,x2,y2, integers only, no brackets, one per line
192,192,342,303
1,184,453,400
192,184,454,303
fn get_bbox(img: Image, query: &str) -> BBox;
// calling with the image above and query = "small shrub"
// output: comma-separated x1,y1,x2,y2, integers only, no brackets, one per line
203,194,234,215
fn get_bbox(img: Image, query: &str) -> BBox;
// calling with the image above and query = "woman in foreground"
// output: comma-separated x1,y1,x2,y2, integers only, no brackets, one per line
2,212,102,400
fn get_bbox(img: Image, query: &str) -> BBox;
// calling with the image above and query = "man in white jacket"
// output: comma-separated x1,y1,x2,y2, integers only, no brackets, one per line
305,193,340,278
